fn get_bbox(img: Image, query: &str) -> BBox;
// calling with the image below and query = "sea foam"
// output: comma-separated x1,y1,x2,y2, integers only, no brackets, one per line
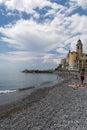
0,90,17,94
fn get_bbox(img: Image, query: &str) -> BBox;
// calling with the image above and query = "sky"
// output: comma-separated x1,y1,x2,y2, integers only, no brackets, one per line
0,0,87,71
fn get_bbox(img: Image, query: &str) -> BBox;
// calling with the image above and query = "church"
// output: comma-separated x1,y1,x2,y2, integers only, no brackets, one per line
60,39,87,71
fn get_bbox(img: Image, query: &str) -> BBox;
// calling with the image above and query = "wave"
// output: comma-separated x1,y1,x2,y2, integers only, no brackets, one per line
0,77,63,94
0,90,17,94
0,86,35,94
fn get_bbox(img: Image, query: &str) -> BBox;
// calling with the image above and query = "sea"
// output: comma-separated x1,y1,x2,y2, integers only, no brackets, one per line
0,71,60,94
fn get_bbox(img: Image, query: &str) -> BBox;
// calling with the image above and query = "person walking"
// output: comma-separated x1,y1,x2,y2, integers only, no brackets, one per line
80,68,85,85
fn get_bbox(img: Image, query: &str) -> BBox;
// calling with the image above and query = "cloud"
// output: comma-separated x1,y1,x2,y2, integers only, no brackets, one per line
0,0,87,70
0,0,58,21
0,6,87,54
0,0,3,4
56,48,68,54
70,0,87,9
42,53,62,66
0,18,66,52
0,51,38,62
0,0,58,14
0,50,58,66
0,50,60,71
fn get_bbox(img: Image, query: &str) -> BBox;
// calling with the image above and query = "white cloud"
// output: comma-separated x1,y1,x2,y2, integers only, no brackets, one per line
0,18,65,52
0,0,87,70
45,4,65,17
70,0,87,9
42,53,61,66
56,48,68,54
0,52,32,62
0,6,87,57
0,51,60,71
0,0,3,4
0,0,58,14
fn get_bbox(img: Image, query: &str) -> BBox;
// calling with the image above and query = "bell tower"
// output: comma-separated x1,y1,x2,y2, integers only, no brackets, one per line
76,39,83,59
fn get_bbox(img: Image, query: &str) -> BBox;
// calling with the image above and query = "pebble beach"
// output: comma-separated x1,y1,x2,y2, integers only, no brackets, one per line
0,75,87,130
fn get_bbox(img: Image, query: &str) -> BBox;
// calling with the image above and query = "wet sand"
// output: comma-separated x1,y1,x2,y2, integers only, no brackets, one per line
0,77,87,129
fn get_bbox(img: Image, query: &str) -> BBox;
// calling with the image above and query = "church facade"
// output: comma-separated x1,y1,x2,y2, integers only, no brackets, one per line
60,39,87,71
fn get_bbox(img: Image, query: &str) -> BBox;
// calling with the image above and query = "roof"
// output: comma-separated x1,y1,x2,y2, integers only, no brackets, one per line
77,39,82,45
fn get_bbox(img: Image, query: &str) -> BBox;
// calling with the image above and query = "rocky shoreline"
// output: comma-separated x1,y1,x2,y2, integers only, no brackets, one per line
0,77,87,129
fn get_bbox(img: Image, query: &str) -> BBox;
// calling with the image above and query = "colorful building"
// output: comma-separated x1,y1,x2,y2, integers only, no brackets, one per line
60,39,87,71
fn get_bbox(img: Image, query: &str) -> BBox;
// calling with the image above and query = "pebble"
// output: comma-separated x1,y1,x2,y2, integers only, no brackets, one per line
0,78,87,130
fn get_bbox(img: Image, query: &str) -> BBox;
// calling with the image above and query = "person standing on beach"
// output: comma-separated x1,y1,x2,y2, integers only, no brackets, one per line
68,70,71,78
80,68,85,85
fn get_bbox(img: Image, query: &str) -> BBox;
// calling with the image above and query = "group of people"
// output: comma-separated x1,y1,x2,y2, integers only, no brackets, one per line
57,69,87,87
71,68,87,87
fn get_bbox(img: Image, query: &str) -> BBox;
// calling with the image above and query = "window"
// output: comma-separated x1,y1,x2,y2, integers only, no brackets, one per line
76,57,78,60
77,46,79,49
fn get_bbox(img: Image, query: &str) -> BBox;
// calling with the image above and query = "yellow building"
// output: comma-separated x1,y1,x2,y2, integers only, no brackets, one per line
61,58,66,69
68,51,78,70
61,39,87,71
